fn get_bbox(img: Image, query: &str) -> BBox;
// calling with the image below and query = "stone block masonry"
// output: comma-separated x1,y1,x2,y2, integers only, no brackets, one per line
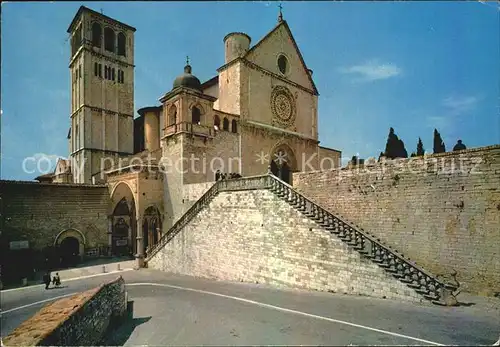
293,145,500,295
148,189,423,303
3,276,127,346
0,180,110,251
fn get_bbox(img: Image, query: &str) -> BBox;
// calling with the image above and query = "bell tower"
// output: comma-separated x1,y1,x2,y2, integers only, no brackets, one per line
67,6,136,183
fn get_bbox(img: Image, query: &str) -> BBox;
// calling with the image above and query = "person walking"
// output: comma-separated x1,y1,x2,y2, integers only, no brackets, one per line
42,272,51,290
52,273,61,287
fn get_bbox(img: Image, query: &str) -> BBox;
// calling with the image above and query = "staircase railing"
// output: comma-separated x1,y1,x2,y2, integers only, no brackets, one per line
266,174,459,304
145,175,271,261
145,172,459,304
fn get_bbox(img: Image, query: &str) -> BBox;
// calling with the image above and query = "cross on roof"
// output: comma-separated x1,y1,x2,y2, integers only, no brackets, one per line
278,3,283,22
186,55,190,65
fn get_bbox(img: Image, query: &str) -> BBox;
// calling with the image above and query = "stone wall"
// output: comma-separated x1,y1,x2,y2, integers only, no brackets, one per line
3,276,127,346
318,146,342,170
183,182,213,205
292,145,500,294
240,122,322,177
148,189,422,303
182,130,240,185
1,180,110,251
162,135,184,229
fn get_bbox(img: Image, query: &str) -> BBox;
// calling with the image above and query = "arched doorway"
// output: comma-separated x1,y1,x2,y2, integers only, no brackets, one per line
143,206,161,256
110,182,137,257
270,144,296,185
59,237,79,267
54,229,86,268
112,198,135,256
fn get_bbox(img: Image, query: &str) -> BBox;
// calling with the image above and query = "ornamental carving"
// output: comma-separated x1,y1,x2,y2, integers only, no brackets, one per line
270,85,296,127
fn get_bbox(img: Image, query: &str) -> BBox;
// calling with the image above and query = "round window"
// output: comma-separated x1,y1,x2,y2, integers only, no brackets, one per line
277,55,288,75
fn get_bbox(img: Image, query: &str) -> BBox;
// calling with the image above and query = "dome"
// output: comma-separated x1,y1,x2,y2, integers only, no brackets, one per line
172,64,202,91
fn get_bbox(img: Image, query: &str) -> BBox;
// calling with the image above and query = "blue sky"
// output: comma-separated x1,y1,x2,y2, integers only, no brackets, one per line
1,1,499,180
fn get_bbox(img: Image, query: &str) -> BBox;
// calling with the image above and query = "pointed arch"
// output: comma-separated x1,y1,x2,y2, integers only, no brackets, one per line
231,119,237,133
222,117,229,131
270,142,297,171
54,228,86,247
143,205,162,255
269,142,297,184
54,228,86,266
110,181,137,256
214,114,221,128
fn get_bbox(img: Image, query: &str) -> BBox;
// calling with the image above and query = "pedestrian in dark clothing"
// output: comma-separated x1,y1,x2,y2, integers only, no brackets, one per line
52,273,61,287
43,272,51,289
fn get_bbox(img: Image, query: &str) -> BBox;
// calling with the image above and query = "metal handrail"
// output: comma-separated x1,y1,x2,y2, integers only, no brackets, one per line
145,172,457,295
267,174,457,291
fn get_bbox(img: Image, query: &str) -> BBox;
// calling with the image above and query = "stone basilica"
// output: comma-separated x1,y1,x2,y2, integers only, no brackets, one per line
39,5,341,259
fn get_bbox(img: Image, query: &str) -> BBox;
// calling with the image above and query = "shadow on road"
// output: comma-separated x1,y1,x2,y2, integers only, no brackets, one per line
456,301,476,307
101,300,152,346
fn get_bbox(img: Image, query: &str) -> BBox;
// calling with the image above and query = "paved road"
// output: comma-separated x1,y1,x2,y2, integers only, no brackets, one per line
2,269,499,345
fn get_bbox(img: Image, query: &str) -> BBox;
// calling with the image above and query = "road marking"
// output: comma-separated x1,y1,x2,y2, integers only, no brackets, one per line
128,282,445,346
1,269,134,293
1,292,80,315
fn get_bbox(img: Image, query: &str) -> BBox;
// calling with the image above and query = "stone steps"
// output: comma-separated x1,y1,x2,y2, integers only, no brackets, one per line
266,178,459,306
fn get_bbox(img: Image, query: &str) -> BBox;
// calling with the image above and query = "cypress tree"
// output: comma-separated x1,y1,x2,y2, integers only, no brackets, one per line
416,137,425,156
383,127,407,159
433,129,446,153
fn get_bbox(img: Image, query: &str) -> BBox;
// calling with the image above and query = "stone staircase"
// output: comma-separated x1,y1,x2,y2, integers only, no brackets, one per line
145,174,460,306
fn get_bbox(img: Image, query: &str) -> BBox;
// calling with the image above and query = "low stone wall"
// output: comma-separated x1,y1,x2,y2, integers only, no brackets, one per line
3,276,127,346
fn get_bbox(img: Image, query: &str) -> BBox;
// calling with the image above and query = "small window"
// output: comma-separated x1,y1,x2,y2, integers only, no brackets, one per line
231,119,237,133
192,106,201,124
121,70,125,83
94,62,98,76
104,66,108,79
222,117,229,131
112,68,115,81
98,64,102,77
278,54,288,75
214,115,221,128
79,64,82,78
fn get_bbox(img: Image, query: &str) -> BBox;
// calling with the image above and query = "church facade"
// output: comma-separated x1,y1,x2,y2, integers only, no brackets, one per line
55,6,341,261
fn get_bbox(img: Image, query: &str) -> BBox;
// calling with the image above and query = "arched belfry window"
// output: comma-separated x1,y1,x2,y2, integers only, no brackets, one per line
192,106,201,124
231,119,237,133
168,105,177,126
92,22,102,47
104,27,115,52
214,115,221,129
117,32,126,56
222,117,229,131
71,25,82,56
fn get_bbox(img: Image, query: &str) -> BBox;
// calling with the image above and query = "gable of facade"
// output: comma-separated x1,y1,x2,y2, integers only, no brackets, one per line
244,21,317,95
